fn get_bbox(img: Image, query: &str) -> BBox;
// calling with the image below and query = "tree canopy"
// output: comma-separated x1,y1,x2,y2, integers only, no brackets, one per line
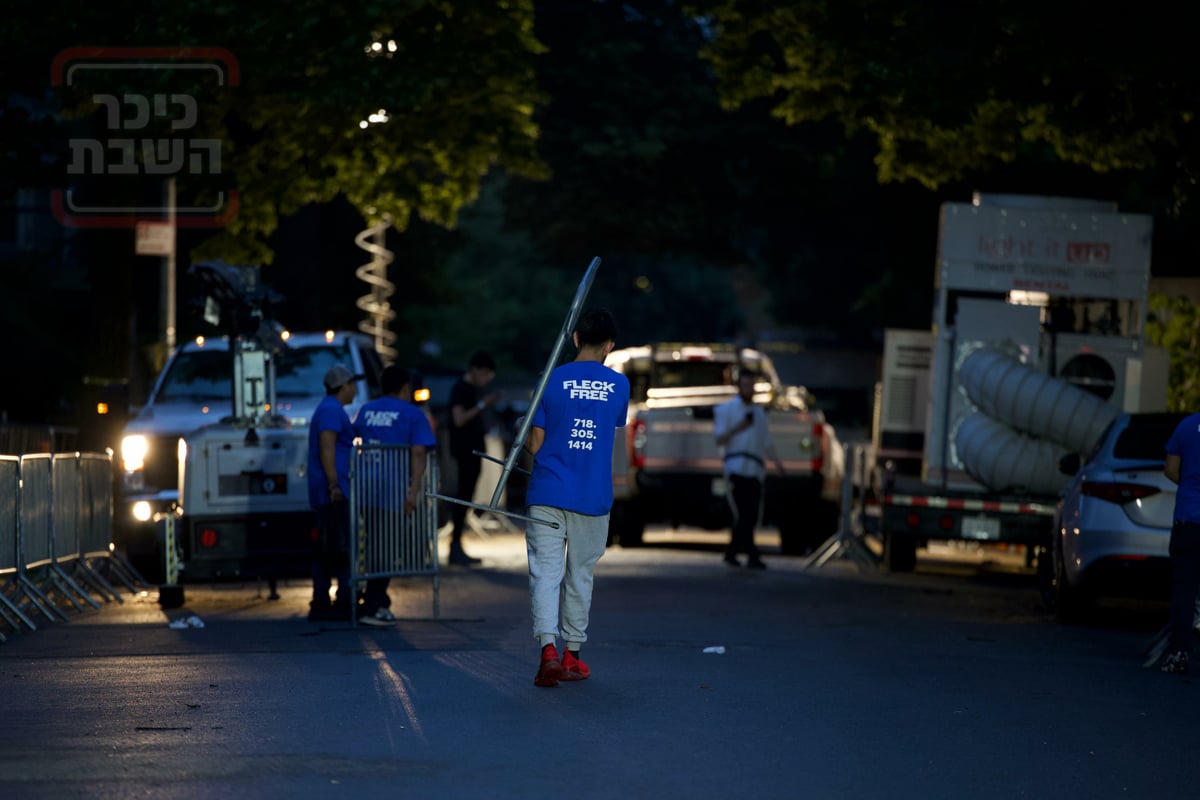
688,1,1200,219
3,0,1198,428
1,0,548,263
1148,293,1200,412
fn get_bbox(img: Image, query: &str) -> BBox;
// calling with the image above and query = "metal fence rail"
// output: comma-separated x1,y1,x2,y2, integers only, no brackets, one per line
349,444,441,622
0,451,134,641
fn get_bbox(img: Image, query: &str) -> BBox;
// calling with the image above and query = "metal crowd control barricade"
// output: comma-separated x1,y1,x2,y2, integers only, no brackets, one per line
15,454,71,622
804,441,880,571
427,256,602,531
72,452,134,601
0,455,37,637
50,453,103,610
350,444,442,622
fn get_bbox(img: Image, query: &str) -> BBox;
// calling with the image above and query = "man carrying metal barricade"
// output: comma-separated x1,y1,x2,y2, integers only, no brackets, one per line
429,257,622,686
351,365,439,624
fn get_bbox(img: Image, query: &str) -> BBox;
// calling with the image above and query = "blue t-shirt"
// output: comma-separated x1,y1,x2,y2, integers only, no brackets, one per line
353,396,437,511
307,394,355,507
354,396,437,449
1166,412,1200,524
525,359,629,516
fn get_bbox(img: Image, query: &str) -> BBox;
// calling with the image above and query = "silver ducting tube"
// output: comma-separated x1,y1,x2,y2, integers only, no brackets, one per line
954,412,1070,495
958,346,1118,454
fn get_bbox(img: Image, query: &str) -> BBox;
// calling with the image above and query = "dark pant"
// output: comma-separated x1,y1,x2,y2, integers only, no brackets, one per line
1168,520,1200,652
312,501,351,609
728,474,763,560
451,455,482,545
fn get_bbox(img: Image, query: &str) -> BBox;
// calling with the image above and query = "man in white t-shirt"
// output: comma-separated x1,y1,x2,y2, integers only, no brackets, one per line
713,369,785,569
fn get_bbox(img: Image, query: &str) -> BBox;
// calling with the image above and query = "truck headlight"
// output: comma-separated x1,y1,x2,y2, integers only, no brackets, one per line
121,435,148,472
132,501,153,522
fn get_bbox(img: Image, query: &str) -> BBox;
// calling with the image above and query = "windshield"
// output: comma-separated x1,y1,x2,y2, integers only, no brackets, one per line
156,350,233,402
154,344,353,402
275,345,352,397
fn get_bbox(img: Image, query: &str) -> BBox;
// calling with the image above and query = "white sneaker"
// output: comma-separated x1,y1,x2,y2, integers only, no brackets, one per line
359,608,396,627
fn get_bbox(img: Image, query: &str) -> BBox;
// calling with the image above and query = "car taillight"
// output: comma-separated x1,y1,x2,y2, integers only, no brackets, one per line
794,414,825,472
1080,482,1161,504
629,418,647,469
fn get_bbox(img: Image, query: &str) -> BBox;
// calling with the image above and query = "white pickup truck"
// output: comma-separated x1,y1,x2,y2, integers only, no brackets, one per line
606,343,841,553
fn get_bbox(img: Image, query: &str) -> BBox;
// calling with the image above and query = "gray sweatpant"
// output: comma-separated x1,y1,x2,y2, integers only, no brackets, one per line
525,504,609,647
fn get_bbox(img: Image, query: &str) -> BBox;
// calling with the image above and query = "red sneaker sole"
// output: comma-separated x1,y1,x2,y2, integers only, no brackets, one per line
534,662,563,687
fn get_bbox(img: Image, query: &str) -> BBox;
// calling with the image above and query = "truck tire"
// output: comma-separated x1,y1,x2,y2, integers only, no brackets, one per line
609,499,645,548
883,533,918,573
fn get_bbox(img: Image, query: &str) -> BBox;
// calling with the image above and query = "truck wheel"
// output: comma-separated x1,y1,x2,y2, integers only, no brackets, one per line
609,499,645,548
883,534,918,573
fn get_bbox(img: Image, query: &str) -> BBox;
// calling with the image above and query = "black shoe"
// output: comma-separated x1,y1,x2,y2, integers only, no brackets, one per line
307,605,351,622
746,557,768,570
723,554,740,568
449,548,482,566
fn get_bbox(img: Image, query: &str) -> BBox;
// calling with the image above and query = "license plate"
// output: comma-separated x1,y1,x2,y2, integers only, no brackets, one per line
960,514,1000,540
711,477,727,496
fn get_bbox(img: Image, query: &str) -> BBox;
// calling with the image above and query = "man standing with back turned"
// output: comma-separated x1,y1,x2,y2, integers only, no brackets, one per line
522,308,629,688
352,365,436,626
1161,409,1200,673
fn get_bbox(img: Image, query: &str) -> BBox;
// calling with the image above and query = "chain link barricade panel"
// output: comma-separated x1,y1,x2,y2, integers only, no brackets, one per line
350,444,440,619
19,454,53,567
79,454,115,556
0,457,18,575
68,453,125,603
52,454,82,560
13,454,71,623
44,455,102,609
0,455,37,635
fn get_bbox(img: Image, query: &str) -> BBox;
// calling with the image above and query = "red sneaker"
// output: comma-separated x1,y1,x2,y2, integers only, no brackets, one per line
534,644,563,687
560,649,590,681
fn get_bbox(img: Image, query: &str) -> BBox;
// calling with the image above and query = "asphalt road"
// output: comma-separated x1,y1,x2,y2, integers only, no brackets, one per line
0,526,1193,800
